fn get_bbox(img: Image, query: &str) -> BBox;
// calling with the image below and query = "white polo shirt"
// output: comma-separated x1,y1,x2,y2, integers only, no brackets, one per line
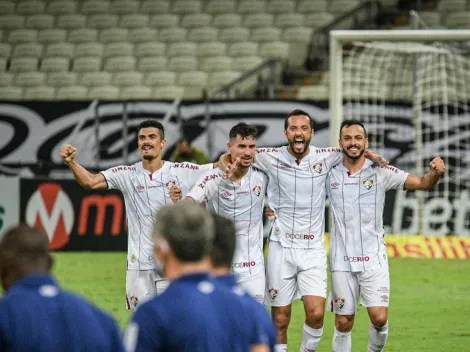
187,167,268,278
254,146,343,249
101,161,213,270
327,160,408,272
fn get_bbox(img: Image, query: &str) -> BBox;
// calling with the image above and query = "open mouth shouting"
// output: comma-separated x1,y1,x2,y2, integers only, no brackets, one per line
142,145,154,152
293,137,306,153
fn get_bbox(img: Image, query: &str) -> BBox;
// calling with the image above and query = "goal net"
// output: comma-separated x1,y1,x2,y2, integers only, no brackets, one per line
330,30,470,237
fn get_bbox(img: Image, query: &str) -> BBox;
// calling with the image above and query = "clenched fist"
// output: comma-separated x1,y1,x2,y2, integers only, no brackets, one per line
429,157,445,176
60,144,77,164
169,186,182,203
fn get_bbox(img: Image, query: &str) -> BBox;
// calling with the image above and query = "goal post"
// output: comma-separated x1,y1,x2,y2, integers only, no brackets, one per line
329,30,470,237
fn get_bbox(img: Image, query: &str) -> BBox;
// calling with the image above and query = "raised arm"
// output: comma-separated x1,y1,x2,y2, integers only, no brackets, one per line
404,157,445,191
60,144,107,190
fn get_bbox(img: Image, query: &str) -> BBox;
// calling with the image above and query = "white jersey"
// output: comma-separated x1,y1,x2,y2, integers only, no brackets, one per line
187,167,268,277
101,161,213,270
327,160,408,272
255,146,343,249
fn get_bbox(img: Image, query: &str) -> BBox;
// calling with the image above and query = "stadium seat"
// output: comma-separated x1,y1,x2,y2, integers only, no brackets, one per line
328,0,360,15
23,86,55,100
205,0,236,14
250,27,281,42
266,0,296,14
75,42,104,57
137,56,167,72
178,70,208,87
119,14,150,29
44,42,74,58
109,0,139,14
0,43,12,57
78,72,112,87
127,28,158,43
12,43,43,58
135,42,166,57
25,14,54,29
158,28,187,42
143,71,176,86
274,13,305,28
0,30,3,41
237,0,266,13
243,14,274,28
47,71,77,87
80,0,110,14
8,29,38,44
87,14,119,29
0,57,6,71
188,27,219,43
445,12,470,28
103,42,134,58
15,72,46,87
200,56,232,72
0,1,15,15
40,57,70,72
228,42,259,57
16,1,46,15
437,0,466,12
208,71,240,89
149,14,179,28
197,41,227,57
56,14,86,29
72,57,102,72
119,85,152,99
180,14,212,28
56,85,88,100
46,0,77,15
37,29,66,44
232,56,263,72
282,27,311,67
168,42,198,57
99,28,128,43
152,86,184,100
67,28,98,43
219,27,250,43
168,56,198,72
9,57,39,72
297,0,328,13
0,86,23,100
304,13,335,28
171,0,201,14
104,56,136,72
296,85,328,100
417,12,442,28
0,72,13,86
112,71,143,86
140,0,170,14
259,41,289,59
212,14,242,28
88,85,120,99
0,15,25,29
282,27,311,43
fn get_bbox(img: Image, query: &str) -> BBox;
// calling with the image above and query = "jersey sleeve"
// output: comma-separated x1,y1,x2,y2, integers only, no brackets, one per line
378,165,409,191
124,308,163,352
171,162,214,189
100,166,128,192
185,171,212,203
325,148,343,167
253,148,277,172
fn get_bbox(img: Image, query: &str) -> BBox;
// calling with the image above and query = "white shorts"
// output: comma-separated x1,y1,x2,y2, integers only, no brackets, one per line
330,267,390,315
125,269,159,311
236,271,265,304
264,241,327,307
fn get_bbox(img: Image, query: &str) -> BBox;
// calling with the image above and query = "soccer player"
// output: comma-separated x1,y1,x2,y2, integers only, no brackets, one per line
221,110,387,352
123,203,270,352
60,119,217,311
327,119,445,352
210,212,276,351
173,122,268,303
0,225,124,352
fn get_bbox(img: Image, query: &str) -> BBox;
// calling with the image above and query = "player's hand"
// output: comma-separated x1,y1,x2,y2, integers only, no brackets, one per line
60,144,77,164
265,207,276,221
222,157,240,180
365,150,388,167
429,157,445,176
169,186,182,203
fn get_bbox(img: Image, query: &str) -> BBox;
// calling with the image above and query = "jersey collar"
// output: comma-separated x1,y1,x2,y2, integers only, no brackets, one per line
341,159,374,177
212,274,237,288
281,145,313,165
8,275,58,294
174,272,211,283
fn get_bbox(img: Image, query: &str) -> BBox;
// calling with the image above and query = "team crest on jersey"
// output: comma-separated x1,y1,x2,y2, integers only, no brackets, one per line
252,185,262,196
334,297,345,310
312,162,323,173
130,296,139,308
269,288,278,300
362,179,374,190
165,180,177,189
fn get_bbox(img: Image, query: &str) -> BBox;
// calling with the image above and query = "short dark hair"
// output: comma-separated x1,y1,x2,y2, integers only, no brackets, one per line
210,213,236,268
229,123,257,140
137,119,165,140
284,109,315,130
339,119,368,138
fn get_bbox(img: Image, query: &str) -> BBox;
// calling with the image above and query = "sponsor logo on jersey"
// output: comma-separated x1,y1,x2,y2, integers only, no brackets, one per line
380,295,389,303
362,178,374,190
316,148,342,153
285,233,315,240
232,261,256,269
252,185,262,196
331,182,340,189
198,174,219,188
165,180,177,190
111,166,136,173
312,162,323,173
334,297,345,310
344,255,370,262
173,163,200,170
268,288,278,300
257,148,278,153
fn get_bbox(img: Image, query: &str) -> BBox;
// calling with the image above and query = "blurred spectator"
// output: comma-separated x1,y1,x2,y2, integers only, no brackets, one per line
0,225,124,352
171,137,209,164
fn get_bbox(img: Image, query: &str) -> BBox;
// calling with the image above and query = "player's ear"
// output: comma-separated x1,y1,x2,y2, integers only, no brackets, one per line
160,139,166,148
365,137,369,150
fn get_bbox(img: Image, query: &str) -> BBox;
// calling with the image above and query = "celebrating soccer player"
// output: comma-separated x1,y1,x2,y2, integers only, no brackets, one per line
327,119,445,352
60,119,217,311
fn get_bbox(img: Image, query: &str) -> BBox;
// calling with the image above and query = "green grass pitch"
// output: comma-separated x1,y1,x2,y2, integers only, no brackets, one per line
52,253,470,351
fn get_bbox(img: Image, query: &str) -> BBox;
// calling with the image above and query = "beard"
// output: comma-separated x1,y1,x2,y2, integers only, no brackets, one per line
143,154,156,161
288,136,311,156
343,147,365,160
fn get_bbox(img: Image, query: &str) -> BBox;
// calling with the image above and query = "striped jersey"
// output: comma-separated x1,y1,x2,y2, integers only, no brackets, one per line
101,161,213,270
326,160,408,272
254,146,343,249
187,167,268,278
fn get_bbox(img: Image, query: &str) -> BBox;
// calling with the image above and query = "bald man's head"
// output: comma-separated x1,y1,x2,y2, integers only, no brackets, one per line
0,224,53,291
